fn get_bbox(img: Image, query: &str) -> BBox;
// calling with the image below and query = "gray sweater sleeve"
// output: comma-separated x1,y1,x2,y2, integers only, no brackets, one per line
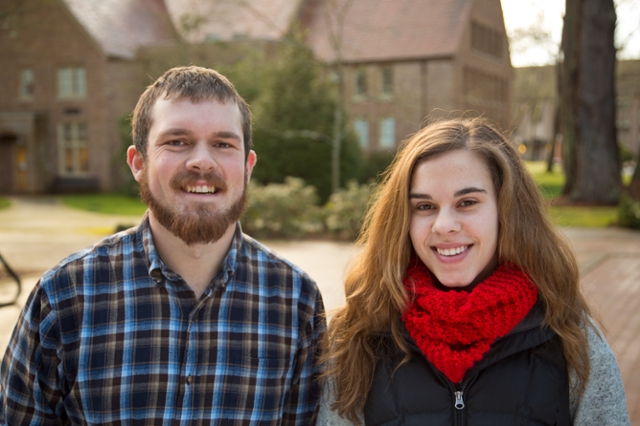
570,324,630,426
316,383,360,426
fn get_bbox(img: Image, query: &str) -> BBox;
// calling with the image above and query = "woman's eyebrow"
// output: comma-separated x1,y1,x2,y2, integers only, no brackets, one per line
454,187,487,197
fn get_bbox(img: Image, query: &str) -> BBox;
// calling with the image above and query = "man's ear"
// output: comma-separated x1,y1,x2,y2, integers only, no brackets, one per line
245,150,257,181
127,145,145,182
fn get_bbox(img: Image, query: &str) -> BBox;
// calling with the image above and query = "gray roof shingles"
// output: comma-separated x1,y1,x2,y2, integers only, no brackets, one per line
63,0,178,59
305,0,471,63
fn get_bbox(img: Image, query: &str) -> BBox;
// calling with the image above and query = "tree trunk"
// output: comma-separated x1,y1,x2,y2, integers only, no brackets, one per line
560,0,621,204
629,161,640,200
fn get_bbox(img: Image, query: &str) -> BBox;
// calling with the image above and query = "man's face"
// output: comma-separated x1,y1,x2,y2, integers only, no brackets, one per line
128,96,256,245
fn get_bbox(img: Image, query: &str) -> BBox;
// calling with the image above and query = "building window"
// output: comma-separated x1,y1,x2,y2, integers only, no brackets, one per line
58,67,86,99
471,21,503,60
354,68,367,97
19,69,34,100
380,67,394,97
463,67,508,105
379,118,395,148
354,119,369,148
58,122,89,175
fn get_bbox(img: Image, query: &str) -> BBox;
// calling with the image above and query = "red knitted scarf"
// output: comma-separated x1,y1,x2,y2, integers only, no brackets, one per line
402,260,538,383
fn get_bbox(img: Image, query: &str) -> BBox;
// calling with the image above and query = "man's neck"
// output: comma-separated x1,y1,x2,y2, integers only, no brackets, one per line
148,214,236,299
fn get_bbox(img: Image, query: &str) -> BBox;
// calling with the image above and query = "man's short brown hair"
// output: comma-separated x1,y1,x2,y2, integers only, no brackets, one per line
132,66,252,159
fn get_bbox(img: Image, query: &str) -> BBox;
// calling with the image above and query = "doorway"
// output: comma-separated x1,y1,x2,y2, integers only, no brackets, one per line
0,134,27,193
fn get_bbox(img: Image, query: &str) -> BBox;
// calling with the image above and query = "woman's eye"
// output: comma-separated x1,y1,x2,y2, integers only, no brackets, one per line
459,199,478,207
416,204,434,211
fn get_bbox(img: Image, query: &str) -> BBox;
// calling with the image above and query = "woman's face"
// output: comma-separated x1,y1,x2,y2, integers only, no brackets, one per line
409,150,499,288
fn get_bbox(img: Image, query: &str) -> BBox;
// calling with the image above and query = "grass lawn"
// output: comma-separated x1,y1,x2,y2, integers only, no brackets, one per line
0,197,10,210
525,161,619,228
61,193,147,216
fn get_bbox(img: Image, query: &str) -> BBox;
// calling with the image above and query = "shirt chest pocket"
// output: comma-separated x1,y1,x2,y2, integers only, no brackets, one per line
218,355,293,421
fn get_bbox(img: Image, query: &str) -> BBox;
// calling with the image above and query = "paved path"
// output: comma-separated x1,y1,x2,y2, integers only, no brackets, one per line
0,196,639,423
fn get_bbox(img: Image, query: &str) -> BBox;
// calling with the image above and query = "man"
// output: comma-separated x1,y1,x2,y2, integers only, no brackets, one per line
0,66,326,425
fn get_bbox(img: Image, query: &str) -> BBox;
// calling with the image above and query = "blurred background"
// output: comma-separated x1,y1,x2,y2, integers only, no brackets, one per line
0,0,640,422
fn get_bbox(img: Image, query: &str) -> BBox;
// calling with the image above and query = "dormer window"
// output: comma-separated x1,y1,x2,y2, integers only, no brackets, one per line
471,22,503,60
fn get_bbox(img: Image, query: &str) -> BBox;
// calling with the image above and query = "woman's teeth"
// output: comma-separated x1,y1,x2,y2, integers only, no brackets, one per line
436,246,469,256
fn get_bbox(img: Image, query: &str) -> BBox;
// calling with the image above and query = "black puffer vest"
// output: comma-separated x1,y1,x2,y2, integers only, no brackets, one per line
364,304,570,426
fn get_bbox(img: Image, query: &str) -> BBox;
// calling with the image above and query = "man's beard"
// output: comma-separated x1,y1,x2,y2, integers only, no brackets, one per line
138,168,248,246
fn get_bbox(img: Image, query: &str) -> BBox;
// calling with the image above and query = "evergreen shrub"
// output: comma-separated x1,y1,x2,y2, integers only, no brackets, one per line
618,193,640,229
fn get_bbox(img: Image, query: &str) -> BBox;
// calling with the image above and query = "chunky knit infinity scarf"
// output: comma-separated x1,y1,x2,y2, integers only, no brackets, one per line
402,260,538,383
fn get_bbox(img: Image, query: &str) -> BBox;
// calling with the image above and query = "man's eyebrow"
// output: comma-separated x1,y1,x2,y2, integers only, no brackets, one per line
157,128,242,141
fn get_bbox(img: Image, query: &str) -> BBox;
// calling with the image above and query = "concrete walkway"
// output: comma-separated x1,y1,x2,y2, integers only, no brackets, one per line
0,196,639,423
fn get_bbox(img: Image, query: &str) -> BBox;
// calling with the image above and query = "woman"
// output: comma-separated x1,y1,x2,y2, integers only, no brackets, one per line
317,118,629,425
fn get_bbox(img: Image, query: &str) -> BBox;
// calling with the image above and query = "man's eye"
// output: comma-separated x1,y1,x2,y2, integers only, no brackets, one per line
167,139,184,146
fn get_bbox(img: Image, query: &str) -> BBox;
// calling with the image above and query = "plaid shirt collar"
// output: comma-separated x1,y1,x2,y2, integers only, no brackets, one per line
141,211,241,289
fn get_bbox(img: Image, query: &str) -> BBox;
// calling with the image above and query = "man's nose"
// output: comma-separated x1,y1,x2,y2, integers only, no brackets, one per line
186,142,218,172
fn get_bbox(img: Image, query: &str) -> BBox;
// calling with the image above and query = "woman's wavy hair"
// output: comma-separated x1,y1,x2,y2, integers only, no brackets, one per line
322,117,593,424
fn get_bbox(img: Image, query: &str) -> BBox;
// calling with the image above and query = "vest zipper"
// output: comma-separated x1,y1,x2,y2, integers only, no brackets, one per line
454,390,465,410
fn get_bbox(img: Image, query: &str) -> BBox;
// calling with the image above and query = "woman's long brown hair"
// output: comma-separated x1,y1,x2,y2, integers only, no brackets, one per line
322,118,594,424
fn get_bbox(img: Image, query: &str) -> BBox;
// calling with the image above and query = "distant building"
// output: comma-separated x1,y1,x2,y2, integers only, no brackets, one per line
305,0,513,152
0,0,177,194
512,61,640,161
0,0,512,194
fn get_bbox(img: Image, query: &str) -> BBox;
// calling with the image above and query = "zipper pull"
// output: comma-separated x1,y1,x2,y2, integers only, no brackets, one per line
454,391,465,410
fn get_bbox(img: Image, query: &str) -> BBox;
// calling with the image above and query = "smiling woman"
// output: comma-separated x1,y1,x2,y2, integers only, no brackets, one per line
317,117,630,426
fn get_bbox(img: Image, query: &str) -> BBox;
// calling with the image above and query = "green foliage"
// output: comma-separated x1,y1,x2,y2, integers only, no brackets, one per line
61,193,146,216
324,180,374,239
358,151,396,184
617,193,640,229
243,177,324,239
114,114,139,197
238,38,361,202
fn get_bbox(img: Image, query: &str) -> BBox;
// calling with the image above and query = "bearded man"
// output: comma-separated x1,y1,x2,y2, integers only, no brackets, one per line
0,66,326,425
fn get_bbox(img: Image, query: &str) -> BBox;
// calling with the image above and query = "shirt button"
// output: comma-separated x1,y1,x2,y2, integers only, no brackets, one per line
186,375,193,385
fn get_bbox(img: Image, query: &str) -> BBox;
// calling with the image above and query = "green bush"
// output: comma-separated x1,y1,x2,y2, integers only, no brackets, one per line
617,193,640,229
243,177,324,239
325,180,374,239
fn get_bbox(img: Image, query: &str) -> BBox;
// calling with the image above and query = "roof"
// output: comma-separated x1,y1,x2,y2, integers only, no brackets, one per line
304,0,472,63
163,0,305,43
63,0,179,59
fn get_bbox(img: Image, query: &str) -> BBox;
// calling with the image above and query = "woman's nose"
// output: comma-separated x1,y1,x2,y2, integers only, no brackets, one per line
431,209,461,235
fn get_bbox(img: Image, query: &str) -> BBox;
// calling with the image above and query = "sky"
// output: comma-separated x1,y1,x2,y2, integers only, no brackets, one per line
500,0,640,67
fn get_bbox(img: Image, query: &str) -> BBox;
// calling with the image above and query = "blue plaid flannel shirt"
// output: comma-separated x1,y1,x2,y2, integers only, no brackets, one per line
0,215,326,425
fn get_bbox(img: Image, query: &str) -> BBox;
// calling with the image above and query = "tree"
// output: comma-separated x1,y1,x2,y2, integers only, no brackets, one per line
230,38,361,203
559,0,621,204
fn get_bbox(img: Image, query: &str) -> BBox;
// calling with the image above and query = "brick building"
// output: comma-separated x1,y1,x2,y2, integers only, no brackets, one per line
0,0,177,194
304,0,513,152
0,0,512,194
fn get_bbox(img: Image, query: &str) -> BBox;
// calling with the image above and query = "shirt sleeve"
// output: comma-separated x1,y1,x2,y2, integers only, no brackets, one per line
0,279,65,425
571,323,631,426
281,285,327,426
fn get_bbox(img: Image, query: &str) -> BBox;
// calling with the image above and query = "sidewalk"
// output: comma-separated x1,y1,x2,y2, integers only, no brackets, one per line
0,196,639,423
